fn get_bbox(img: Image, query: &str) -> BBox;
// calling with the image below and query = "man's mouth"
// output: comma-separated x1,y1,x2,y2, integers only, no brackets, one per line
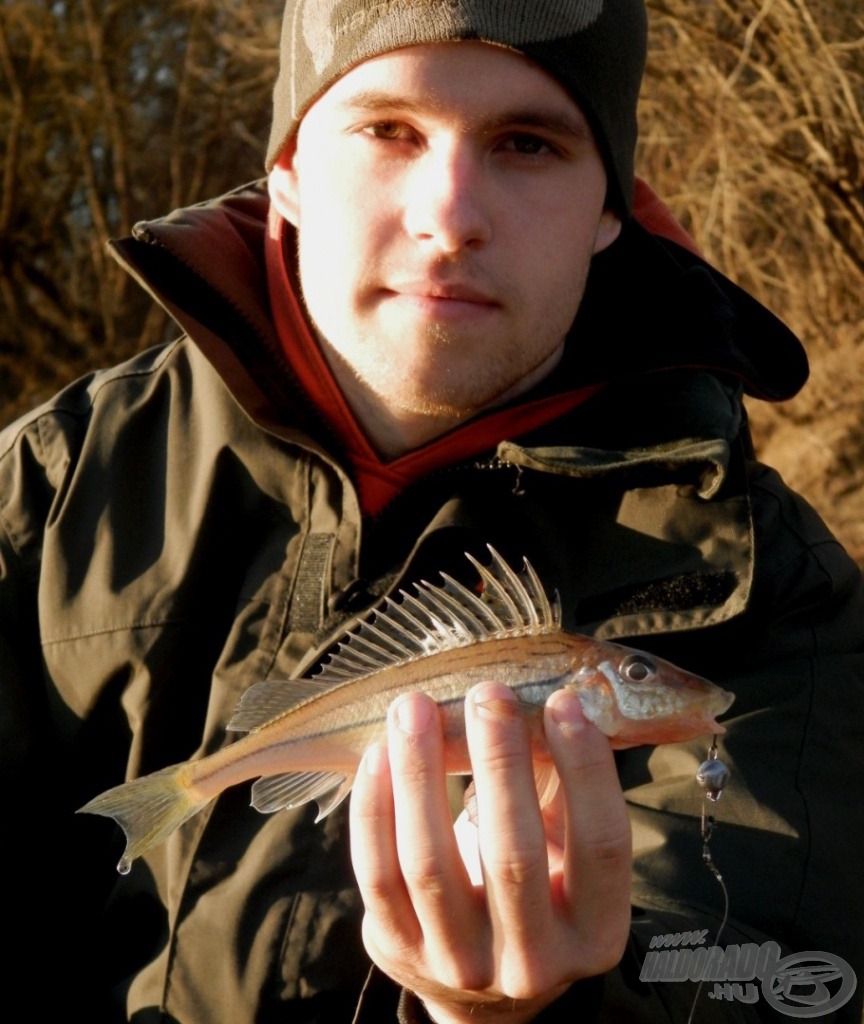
381,281,500,318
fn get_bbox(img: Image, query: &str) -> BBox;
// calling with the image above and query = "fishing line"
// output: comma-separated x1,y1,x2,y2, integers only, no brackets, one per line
685,737,731,1024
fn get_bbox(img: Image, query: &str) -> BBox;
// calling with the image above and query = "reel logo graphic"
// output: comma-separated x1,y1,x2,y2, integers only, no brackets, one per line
761,952,857,1018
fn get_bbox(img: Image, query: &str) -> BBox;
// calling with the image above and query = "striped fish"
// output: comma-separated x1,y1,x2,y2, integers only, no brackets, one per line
80,547,734,873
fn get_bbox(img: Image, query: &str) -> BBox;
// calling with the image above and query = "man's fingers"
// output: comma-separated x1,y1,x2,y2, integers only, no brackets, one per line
466,682,556,988
386,693,488,987
544,688,632,969
349,740,421,955
353,684,632,1006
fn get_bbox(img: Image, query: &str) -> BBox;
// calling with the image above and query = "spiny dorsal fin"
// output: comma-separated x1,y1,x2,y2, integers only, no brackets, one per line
229,547,560,732
313,545,560,684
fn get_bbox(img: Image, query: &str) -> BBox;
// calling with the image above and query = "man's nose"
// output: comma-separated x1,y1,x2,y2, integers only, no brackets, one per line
402,143,493,253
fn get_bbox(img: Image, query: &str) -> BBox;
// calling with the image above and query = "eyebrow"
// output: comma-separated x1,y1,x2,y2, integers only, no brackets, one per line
338,91,593,142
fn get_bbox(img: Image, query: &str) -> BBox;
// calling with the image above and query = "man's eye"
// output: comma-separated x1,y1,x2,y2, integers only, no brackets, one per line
504,134,551,156
366,121,410,141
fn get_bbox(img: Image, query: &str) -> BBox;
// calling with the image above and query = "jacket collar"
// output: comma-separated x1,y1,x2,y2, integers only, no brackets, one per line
107,179,809,433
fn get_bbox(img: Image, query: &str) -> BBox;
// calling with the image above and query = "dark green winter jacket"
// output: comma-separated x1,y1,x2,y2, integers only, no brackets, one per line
2,182,861,1023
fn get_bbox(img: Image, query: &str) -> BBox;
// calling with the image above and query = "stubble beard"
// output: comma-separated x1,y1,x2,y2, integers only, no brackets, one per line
344,316,569,422
322,318,487,421
297,244,589,431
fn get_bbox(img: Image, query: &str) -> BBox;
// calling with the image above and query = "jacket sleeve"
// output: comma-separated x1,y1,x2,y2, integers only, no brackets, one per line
0,417,64,992
0,414,62,874
0,493,49,870
0,410,122,1017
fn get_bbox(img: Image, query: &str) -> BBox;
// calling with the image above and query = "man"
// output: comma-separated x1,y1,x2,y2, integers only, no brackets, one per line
2,1,862,1022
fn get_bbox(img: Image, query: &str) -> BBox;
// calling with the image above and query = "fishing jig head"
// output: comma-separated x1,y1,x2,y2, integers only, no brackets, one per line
696,742,730,802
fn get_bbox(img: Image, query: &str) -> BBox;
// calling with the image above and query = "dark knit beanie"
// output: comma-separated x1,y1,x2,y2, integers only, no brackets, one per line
266,0,647,215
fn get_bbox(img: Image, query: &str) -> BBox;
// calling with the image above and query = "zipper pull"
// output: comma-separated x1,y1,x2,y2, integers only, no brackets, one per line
473,456,526,496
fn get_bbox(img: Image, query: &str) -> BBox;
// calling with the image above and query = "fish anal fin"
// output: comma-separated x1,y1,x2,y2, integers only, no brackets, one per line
314,774,355,822
251,770,345,814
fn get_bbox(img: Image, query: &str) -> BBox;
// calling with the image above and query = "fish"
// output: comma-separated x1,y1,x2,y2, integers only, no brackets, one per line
79,547,735,874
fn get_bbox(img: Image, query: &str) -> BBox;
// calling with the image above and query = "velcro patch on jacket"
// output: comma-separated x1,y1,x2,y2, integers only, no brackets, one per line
288,532,335,633
579,570,738,625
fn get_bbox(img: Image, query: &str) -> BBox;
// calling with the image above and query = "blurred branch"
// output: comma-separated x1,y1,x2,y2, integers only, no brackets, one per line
0,0,276,423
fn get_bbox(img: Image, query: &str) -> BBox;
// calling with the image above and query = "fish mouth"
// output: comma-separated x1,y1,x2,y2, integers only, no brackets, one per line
700,687,735,735
605,686,736,748
712,687,736,717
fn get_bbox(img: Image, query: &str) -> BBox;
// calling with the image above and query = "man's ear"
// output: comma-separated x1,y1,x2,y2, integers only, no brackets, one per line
268,140,300,226
593,209,622,255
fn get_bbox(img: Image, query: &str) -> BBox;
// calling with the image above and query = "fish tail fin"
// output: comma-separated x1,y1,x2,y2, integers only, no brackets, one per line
78,765,211,874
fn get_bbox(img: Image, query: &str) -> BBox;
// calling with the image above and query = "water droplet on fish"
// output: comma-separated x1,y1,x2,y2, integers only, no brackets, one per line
117,857,131,875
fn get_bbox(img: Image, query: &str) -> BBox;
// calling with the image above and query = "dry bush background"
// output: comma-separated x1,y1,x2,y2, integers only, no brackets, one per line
638,0,864,562
1,0,863,560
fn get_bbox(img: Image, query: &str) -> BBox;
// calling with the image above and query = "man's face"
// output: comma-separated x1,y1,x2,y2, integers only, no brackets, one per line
271,42,620,445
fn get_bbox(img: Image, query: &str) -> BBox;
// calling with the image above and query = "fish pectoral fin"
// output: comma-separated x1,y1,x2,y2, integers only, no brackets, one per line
251,770,345,814
533,760,560,810
314,774,355,822
461,761,558,828
463,780,479,826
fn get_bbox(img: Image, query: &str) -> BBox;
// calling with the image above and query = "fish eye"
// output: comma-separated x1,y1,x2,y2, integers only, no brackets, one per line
620,654,656,683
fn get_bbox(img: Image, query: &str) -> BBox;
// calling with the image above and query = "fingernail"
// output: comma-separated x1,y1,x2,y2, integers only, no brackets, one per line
363,742,389,777
394,693,432,734
546,689,586,737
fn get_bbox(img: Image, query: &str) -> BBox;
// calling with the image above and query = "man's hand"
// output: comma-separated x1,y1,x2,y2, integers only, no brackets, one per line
349,683,632,1024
